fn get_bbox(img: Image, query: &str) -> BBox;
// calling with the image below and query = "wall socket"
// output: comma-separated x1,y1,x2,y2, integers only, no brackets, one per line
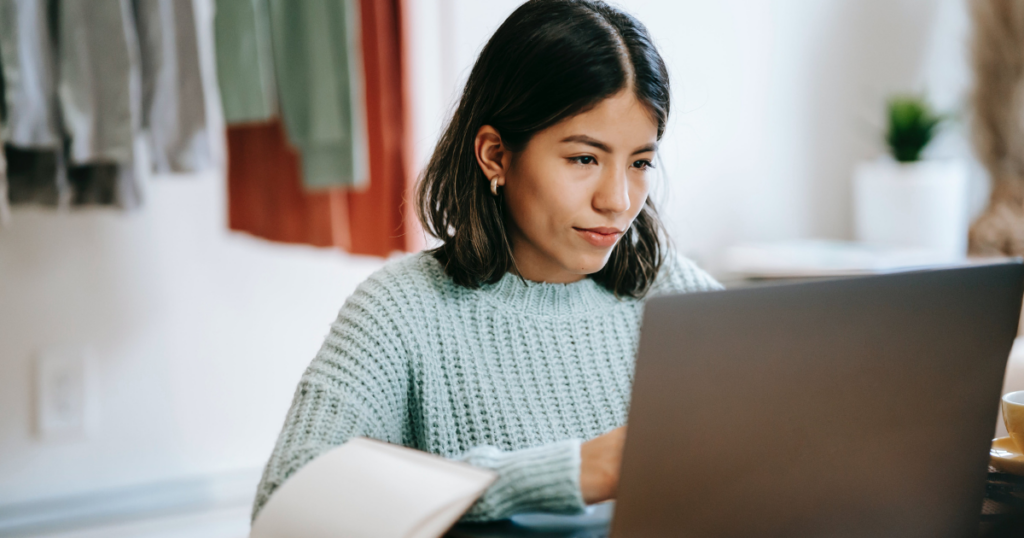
35,347,95,440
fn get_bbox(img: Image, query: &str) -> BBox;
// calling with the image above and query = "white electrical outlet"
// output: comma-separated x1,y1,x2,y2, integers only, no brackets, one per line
35,347,95,440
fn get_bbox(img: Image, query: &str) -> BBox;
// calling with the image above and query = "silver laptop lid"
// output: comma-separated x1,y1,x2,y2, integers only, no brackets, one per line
612,263,1024,538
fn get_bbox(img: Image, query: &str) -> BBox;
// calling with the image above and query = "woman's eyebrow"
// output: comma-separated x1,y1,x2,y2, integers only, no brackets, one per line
632,143,658,155
559,135,657,155
559,134,611,153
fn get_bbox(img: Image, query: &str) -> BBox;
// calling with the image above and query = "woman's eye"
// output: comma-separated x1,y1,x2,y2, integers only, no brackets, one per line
632,159,653,170
570,156,596,165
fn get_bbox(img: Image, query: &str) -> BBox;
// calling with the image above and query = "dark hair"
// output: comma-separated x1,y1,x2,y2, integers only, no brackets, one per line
416,0,671,297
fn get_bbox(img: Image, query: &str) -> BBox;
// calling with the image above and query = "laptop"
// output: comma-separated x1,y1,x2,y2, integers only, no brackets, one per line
449,262,1024,538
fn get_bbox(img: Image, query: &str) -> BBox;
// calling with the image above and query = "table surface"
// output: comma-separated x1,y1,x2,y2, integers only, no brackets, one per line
444,470,1024,538
446,520,608,538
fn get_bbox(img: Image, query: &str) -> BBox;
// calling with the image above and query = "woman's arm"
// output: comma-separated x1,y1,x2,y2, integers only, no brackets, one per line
251,282,412,522
252,275,594,524
453,426,625,521
456,439,585,521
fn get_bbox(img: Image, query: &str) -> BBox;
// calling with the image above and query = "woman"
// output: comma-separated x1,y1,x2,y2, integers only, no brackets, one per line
253,0,721,523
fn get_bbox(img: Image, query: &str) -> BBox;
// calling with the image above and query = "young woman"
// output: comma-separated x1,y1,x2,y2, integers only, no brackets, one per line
253,0,721,523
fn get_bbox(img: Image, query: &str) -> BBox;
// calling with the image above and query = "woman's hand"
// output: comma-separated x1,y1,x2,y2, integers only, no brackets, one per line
579,426,626,504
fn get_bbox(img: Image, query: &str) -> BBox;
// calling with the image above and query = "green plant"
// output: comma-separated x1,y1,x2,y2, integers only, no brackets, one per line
886,96,943,163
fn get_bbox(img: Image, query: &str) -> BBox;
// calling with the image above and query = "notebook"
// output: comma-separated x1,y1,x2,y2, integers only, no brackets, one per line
250,437,497,538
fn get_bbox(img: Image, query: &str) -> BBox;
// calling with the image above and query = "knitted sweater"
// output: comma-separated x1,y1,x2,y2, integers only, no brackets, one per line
252,251,722,522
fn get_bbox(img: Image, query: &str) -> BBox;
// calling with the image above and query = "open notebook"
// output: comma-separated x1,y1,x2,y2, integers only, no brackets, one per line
250,437,497,538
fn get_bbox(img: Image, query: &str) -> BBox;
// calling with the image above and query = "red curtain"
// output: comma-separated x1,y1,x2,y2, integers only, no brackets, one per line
226,0,420,258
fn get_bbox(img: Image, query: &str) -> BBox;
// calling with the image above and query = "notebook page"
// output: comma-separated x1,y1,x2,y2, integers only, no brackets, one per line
251,437,496,538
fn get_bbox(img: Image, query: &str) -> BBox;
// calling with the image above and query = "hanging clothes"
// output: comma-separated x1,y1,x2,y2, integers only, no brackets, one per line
0,132,8,225
134,0,210,174
0,0,63,207
57,0,137,166
227,120,352,249
0,0,211,214
55,0,142,209
267,0,367,190
348,0,407,256
214,0,277,124
219,0,413,258
0,54,7,223
0,0,60,148
397,0,423,253
0,23,17,222
3,145,60,205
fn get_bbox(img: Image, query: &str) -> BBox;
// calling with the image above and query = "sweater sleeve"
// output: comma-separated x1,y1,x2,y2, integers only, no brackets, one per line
251,279,411,522
456,439,586,522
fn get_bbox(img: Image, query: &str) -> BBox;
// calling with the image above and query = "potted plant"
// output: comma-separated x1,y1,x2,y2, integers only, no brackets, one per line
852,96,970,261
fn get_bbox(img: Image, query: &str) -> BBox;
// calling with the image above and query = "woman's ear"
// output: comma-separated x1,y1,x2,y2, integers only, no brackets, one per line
474,125,509,188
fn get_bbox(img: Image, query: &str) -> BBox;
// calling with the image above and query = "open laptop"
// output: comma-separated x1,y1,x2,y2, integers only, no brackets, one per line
449,262,1024,538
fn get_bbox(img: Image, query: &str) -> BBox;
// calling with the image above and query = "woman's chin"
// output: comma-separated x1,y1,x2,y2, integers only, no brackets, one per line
564,251,615,276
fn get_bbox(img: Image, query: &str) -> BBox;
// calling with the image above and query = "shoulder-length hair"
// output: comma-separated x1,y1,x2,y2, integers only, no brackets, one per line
416,0,671,298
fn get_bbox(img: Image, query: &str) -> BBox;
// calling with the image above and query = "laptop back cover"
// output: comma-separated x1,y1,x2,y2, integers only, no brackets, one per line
612,263,1024,538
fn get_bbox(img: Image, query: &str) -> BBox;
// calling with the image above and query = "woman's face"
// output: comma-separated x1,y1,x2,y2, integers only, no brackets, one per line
492,90,659,284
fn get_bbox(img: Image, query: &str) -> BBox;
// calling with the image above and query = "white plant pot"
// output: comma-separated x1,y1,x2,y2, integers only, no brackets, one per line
853,159,970,262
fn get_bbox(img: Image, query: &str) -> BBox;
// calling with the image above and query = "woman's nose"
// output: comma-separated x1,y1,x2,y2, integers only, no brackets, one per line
592,167,631,214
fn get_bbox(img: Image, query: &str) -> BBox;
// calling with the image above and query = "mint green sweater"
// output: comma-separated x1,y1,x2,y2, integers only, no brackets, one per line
253,251,721,522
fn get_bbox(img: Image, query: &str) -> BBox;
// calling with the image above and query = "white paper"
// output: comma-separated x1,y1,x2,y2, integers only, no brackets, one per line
251,437,497,538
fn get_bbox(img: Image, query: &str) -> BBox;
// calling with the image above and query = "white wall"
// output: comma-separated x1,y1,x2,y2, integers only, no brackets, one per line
0,0,386,507
407,0,979,272
0,0,978,509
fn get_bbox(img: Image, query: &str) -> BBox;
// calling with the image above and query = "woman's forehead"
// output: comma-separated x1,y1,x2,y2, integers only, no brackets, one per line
541,92,659,151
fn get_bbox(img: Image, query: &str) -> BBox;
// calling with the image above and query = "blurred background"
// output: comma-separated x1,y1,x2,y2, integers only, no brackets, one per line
0,0,1006,535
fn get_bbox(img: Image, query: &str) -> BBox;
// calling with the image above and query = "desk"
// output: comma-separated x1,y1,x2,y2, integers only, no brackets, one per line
446,520,608,538
445,471,1024,538
446,505,612,538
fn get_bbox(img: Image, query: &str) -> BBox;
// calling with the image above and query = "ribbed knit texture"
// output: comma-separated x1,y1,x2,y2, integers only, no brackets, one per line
252,251,722,522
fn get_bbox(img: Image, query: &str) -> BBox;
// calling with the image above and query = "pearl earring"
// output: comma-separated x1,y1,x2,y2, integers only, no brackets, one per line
490,177,499,196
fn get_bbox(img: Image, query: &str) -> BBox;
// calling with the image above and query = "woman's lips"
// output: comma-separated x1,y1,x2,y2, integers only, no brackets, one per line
574,227,623,248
